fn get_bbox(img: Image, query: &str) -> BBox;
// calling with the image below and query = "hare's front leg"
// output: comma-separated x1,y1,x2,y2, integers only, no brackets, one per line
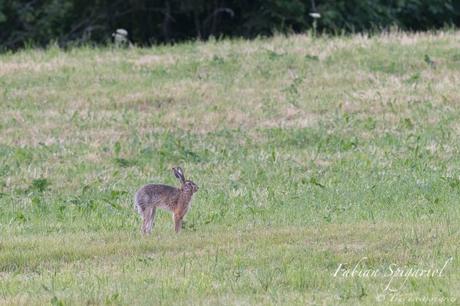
142,206,156,235
173,211,185,233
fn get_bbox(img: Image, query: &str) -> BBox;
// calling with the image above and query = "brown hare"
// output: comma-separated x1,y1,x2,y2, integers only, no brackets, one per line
135,167,198,234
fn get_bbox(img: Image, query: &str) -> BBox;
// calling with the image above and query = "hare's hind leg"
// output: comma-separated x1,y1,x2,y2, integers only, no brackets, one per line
137,206,145,234
174,212,184,233
142,206,156,235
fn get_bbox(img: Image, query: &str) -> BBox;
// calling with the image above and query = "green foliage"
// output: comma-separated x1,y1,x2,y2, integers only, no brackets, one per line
30,178,51,193
0,0,459,50
319,0,460,32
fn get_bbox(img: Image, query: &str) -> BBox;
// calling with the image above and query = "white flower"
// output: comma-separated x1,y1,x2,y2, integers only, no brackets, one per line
115,29,128,36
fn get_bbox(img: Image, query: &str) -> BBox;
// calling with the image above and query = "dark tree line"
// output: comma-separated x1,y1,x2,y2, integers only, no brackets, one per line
1,0,459,50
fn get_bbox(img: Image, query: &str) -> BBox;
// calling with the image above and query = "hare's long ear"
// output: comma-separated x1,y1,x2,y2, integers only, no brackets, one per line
173,167,185,184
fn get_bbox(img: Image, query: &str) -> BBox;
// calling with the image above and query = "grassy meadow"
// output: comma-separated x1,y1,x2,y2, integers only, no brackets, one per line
1,31,460,305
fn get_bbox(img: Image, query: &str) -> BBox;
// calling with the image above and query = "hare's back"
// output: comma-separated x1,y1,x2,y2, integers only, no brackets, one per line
135,184,178,210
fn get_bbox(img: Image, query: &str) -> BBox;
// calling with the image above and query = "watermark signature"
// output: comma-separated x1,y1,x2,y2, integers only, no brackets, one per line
333,257,453,292
332,256,454,302
375,293,457,304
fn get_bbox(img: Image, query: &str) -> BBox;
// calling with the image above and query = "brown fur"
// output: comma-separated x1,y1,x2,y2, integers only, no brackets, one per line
134,167,198,234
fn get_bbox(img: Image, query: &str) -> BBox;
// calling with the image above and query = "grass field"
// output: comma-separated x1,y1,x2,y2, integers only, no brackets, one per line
1,31,460,305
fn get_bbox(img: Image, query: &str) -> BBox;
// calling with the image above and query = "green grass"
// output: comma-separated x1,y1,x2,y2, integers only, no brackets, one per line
1,31,460,305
